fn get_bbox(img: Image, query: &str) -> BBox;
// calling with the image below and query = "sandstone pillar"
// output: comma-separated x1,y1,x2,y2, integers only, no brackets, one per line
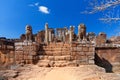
45,23,49,43
69,26,74,43
78,25,81,41
49,30,52,42
62,30,65,42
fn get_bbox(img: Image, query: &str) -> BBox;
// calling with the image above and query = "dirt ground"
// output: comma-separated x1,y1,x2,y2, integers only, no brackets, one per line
2,64,119,80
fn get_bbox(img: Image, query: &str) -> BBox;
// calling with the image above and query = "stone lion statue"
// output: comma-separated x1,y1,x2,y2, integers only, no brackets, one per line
25,25,33,41
78,24,86,41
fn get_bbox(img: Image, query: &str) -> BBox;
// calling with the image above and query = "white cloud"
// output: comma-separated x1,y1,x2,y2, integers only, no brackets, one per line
29,2,39,7
29,2,50,14
35,2,39,6
38,6,50,14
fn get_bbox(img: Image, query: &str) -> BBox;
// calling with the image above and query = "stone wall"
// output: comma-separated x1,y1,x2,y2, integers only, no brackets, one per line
14,42,95,67
0,51,14,65
71,42,95,65
15,42,39,64
0,40,14,67
3,40,120,72
95,46,120,72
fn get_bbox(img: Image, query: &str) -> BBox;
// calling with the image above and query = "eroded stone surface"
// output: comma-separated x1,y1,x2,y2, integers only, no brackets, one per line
3,65,119,80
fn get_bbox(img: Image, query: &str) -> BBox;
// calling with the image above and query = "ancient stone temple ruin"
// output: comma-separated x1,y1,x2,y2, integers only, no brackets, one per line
0,23,120,72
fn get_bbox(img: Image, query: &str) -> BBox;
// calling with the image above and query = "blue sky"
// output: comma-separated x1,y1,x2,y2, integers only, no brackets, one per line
0,0,120,38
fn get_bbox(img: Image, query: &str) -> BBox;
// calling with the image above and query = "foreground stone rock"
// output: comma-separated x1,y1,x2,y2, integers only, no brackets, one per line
0,70,18,80
2,64,119,80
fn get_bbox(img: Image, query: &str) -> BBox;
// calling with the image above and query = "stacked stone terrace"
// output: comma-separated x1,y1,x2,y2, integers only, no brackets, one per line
37,42,95,67
15,42,95,67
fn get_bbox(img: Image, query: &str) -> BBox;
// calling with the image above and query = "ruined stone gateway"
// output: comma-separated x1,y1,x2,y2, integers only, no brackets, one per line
0,23,120,72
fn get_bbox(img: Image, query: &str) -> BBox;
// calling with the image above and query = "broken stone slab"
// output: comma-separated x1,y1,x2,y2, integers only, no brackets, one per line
0,70,19,79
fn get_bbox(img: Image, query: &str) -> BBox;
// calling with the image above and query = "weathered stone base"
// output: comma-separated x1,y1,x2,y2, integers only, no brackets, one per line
14,42,95,67
37,42,95,67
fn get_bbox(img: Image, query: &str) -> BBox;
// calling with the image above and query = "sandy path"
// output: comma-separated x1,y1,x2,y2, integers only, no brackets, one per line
11,65,120,80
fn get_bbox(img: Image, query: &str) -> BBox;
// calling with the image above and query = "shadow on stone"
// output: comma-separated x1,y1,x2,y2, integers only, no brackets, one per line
0,76,8,80
94,53,113,73
32,43,46,65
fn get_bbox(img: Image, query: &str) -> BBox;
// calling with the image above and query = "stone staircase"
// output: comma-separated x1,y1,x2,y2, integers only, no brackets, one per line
37,42,95,67
15,42,95,67
37,43,74,67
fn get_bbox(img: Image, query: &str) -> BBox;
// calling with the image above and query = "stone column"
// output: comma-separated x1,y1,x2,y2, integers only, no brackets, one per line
51,33,54,42
45,23,49,43
59,30,62,41
69,26,73,43
57,30,62,41
78,25,81,41
62,31,65,42
49,30,52,42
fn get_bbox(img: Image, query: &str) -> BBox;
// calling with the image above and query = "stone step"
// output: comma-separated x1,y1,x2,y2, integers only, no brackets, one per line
53,61,70,67
40,47,70,51
37,60,79,67
37,60,50,67
37,59,73,67
38,55,71,61
37,60,77,67
38,51,70,56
